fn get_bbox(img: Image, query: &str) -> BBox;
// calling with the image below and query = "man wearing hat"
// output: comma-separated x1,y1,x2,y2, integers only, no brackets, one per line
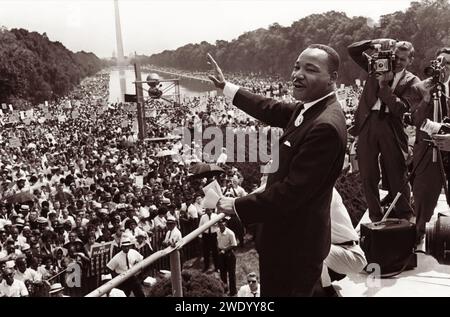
217,218,237,296
100,274,126,297
198,209,219,272
106,237,145,297
162,216,182,248
48,283,67,297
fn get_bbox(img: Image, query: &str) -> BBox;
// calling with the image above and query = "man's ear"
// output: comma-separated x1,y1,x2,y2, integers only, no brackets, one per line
329,71,338,85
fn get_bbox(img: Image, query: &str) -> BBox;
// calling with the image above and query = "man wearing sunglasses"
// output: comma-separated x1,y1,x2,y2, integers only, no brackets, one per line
237,272,260,297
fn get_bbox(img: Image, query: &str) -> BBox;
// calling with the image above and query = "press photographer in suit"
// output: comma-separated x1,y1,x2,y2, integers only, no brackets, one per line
405,47,450,244
209,44,347,297
348,39,420,222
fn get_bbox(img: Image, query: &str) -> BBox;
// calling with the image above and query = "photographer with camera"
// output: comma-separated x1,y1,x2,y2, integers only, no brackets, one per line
348,39,420,223
405,47,450,245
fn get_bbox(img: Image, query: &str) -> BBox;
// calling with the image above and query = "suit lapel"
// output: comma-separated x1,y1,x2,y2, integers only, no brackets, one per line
280,95,336,142
393,70,409,96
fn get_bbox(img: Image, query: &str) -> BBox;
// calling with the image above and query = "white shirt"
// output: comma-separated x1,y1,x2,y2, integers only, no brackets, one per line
163,227,182,246
14,268,42,283
237,283,260,297
102,288,126,297
444,77,450,98
217,227,237,250
371,69,405,111
153,215,167,229
187,203,202,219
198,212,219,235
295,91,336,126
106,249,143,274
0,279,29,297
331,188,359,243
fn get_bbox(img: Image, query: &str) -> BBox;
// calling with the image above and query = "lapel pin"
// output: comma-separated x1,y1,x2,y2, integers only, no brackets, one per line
294,114,303,127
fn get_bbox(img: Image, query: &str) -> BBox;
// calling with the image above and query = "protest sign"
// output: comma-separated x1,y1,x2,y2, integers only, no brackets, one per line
89,242,113,277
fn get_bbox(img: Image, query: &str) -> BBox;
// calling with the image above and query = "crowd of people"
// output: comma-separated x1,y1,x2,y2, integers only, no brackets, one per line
0,54,371,297
0,67,287,297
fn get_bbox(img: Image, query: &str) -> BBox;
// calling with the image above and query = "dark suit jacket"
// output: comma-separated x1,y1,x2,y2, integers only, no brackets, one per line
348,40,420,152
406,79,450,141
405,79,450,162
231,89,347,296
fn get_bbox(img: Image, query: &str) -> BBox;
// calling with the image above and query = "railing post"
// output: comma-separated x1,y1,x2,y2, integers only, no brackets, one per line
170,250,183,297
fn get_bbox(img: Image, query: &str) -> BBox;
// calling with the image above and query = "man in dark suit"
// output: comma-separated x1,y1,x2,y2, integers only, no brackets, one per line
348,39,420,222
208,44,347,297
405,47,450,244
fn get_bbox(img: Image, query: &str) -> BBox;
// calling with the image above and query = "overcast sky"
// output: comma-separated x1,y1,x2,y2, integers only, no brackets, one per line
0,0,414,58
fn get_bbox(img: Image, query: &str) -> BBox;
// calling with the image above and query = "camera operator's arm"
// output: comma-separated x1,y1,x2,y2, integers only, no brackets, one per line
347,39,395,71
347,40,372,70
377,72,420,117
405,79,437,130
207,53,294,128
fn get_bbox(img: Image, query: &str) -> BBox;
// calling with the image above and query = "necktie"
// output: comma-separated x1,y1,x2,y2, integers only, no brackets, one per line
442,82,449,119
379,79,394,119
294,103,305,127
208,214,211,234
253,292,257,297
125,253,130,269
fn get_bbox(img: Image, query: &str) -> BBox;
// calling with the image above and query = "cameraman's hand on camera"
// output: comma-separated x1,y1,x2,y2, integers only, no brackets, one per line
207,53,226,90
371,38,396,50
417,78,435,103
375,71,394,88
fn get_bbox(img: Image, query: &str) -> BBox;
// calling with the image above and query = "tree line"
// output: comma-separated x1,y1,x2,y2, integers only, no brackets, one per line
0,28,105,107
141,0,450,85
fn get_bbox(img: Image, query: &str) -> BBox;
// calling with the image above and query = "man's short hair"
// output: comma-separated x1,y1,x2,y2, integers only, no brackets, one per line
436,47,450,57
396,41,415,59
307,44,340,74
247,272,258,279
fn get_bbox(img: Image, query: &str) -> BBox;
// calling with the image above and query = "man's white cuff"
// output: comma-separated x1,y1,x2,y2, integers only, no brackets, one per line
420,119,442,135
223,82,240,100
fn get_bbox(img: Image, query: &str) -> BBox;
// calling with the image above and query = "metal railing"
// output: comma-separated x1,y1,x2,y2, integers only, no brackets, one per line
85,213,225,297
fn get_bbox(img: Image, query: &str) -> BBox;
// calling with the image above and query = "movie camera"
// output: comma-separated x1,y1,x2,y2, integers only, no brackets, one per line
424,56,446,84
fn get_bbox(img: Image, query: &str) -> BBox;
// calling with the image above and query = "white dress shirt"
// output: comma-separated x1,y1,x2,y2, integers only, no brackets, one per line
237,283,260,297
163,227,182,245
198,212,219,236
0,279,29,297
106,249,143,274
330,188,359,243
371,69,405,111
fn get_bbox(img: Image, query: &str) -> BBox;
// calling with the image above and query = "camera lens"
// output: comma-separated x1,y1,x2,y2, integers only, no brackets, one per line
425,215,450,264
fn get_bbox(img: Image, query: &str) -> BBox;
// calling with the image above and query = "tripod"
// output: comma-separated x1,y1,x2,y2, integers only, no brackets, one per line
382,83,450,220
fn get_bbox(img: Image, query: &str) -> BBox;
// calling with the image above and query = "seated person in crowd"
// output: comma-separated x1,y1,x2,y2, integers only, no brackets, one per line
319,188,367,296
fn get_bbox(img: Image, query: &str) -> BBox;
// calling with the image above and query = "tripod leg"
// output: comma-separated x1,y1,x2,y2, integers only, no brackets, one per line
383,142,433,221
436,150,450,205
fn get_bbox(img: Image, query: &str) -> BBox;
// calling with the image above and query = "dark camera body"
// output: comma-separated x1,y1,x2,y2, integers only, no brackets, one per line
368,49,396,74
424,57,446,83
